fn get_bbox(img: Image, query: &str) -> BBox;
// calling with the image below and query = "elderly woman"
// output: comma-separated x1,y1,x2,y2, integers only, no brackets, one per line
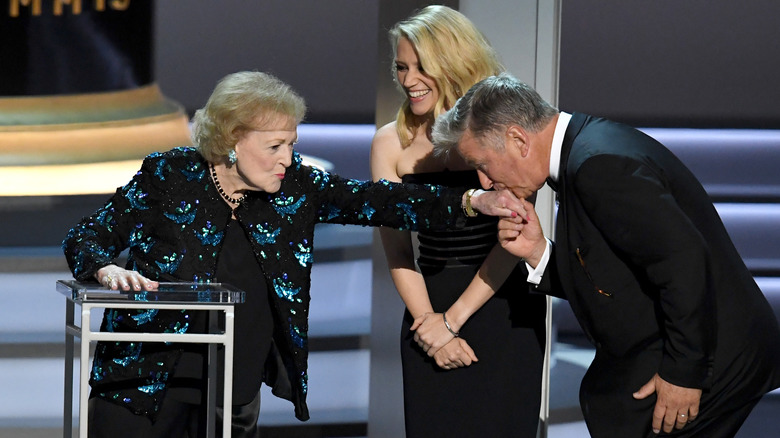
63,71,521,438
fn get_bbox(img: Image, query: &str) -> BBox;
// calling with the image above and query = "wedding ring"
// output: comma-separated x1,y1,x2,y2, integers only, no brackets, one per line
679,414,687,418
105,275,113,286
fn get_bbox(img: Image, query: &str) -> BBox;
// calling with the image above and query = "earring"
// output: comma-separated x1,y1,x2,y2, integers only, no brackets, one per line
228,149,237,164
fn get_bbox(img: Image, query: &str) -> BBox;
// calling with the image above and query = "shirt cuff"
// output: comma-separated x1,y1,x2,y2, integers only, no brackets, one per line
526,238,553,284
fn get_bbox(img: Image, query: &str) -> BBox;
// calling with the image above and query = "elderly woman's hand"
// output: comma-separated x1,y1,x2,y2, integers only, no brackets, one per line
95,264,158,291
467,189,528,219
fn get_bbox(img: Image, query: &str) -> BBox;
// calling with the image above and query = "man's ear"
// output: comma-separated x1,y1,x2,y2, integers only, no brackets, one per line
506,125,529,157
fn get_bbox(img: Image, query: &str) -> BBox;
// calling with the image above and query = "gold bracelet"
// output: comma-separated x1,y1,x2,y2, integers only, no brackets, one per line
463,188,479,217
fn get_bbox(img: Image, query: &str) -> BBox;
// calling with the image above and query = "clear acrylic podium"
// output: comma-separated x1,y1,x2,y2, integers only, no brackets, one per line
57,280,245,438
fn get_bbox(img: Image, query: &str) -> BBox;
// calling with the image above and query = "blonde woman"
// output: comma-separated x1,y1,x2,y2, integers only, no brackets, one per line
370,6,545,437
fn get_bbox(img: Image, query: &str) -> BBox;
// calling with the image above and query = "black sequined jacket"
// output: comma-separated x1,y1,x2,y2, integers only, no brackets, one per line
62,147,468,421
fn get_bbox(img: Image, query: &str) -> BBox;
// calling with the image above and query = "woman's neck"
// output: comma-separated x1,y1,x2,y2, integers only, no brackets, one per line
210,162,247,206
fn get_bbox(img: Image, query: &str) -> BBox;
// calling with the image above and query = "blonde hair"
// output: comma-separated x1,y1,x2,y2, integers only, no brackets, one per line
191,71,306,163
390,5,503,146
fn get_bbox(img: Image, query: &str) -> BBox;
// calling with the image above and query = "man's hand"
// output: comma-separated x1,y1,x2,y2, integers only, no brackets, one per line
633,373,702,434
497,198,547,267
468,189,528,219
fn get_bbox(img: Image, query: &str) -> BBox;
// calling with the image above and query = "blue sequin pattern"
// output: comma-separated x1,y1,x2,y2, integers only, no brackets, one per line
292,241,312,267
138,383,165,395
289,322,307,348
164,201,197,225
273,194,306,222
124,180,150,211
194,221,224,246
273,277,302,302
131,309,159,325
251,223,281,245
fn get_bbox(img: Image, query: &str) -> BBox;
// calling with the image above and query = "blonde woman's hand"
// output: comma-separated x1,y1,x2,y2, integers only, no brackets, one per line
412,312,456,357
433,338,478,370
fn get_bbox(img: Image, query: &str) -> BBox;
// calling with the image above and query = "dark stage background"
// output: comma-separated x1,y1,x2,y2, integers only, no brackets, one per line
154,0,780,128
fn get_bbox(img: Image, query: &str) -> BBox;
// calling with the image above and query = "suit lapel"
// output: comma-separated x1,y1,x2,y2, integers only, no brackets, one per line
557,112,588,198
554,112,588,241
554,113,591,325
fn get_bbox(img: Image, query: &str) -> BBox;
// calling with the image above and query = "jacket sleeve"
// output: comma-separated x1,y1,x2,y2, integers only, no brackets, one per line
295,158,468,231
574,154,716,389
61,156,162,281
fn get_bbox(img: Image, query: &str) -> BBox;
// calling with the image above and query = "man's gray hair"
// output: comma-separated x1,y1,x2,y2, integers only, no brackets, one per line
432,73,558,157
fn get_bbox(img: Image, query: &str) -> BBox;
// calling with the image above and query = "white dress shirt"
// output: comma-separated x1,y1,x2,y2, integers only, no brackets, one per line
525,111,571,284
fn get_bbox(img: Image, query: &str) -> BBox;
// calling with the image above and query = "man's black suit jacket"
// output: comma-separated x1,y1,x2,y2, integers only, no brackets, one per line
536,112,780,416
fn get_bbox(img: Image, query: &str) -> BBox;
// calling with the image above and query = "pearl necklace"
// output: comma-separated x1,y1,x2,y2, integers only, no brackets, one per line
210,163,247,205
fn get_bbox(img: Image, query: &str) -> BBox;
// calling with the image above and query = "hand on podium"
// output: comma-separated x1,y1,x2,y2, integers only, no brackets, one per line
95,264,159,291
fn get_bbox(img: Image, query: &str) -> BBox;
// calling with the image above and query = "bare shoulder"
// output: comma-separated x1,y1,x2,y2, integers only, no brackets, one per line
372,122,402,151
370,122,404,181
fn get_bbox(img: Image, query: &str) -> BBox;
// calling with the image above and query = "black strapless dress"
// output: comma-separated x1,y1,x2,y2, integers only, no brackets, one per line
400,171,546,438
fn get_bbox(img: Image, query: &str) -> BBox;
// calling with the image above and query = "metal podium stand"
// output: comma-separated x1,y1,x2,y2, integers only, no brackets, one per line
57,280,245,438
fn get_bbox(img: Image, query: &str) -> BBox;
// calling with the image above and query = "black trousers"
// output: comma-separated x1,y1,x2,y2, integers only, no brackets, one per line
87,390,262,438
580,346,761,438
